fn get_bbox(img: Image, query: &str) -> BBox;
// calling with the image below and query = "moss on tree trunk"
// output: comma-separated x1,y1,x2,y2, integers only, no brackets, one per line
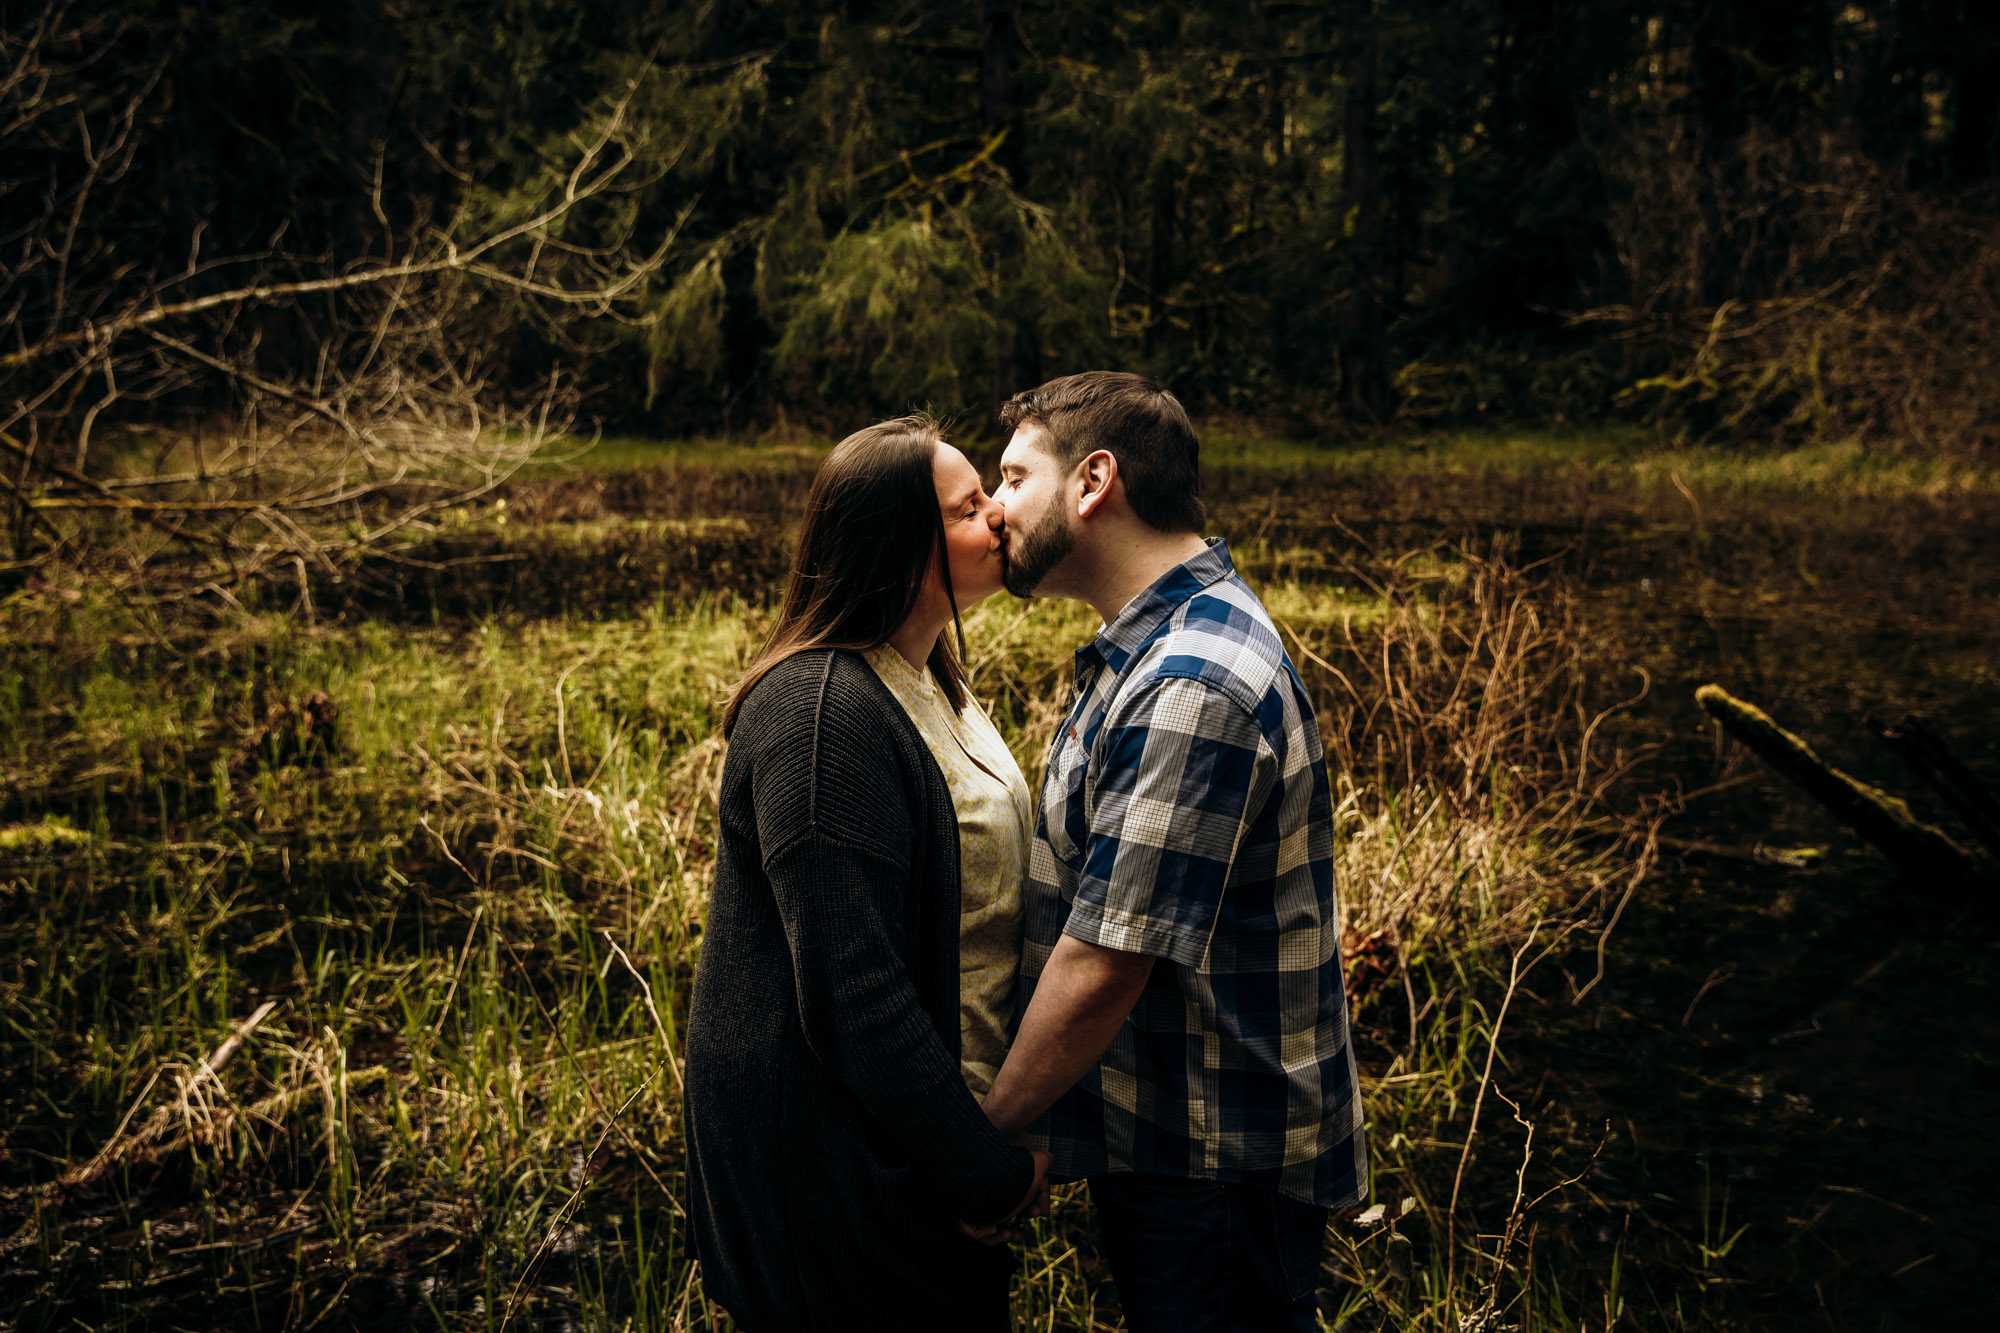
1696,684,1984,902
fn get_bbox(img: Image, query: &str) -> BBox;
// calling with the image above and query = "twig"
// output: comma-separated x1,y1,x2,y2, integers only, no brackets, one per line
554,659,588,788
1276,613,1364,705
166,1221,318,1258
1681,967,1736,1027
1572,824,1657,1004
435,902,486,1022
70,998,281,1186
1446,921,1544,1306
498,1070,658,1333
1475,1094,1608,1321
497,936,675,1200
420,815,476,884
601,929,684,1092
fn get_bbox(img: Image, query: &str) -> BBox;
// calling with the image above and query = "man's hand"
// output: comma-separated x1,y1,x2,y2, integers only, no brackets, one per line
980,934,1156,1142
957,1149,1054,1246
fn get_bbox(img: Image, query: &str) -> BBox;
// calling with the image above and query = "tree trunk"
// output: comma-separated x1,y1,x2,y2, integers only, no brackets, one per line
981,0,1038,419
1337,37,1389,422
1950,69,2000,184
1686,3,1739,308
1145,157,1177,358
337,3,394,261
720,242,771,435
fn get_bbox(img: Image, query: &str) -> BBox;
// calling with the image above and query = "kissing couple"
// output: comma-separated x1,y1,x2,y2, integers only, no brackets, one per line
683,372,1369,1331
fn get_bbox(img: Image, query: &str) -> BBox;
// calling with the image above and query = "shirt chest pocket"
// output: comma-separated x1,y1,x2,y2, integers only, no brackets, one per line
1041,727,1092,870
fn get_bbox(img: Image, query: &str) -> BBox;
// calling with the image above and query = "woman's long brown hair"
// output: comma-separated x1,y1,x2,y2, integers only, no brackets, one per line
722,414,970,735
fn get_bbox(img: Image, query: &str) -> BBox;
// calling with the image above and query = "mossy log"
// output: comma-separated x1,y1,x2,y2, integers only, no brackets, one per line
1867,713,2000,863
1695,685,1985,903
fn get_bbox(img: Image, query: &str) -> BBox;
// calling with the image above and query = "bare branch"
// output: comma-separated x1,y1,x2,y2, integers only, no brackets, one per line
0,24,683,592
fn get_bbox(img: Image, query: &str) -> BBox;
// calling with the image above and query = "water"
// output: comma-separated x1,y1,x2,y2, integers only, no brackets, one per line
1522,559,1999,1327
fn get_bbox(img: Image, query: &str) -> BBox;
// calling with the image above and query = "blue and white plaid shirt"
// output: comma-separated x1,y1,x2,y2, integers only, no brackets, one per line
1020,539,1368,1208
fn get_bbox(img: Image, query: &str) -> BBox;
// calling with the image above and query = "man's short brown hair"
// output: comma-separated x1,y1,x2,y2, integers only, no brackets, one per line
999,371,1205,533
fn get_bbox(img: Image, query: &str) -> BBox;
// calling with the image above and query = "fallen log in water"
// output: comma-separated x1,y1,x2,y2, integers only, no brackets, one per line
1867,712,2000,864
1695,684,1990,906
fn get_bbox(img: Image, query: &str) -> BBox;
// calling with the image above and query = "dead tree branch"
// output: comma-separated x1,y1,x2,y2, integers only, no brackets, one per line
1696,684,1987,902
0,16,681,593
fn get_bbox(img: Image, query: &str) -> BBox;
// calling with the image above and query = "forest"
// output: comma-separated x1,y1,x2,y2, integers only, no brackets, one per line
1,2,1996,1331
5,3,1998,486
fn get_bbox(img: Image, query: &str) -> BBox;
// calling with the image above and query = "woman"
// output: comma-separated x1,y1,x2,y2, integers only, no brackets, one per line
684,415,1051,1332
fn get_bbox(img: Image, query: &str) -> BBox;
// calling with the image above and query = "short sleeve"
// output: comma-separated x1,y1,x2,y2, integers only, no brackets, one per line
1062,675,1276,968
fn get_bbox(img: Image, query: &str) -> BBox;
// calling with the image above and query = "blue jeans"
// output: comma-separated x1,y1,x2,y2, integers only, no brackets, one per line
1088,1173,1330,1333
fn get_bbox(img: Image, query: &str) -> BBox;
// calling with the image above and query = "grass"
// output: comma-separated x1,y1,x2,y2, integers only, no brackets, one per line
559,420,2000,499
525,435,831,475
3,428,1994,1331
1199,425,2000,499
0,575,1633,1330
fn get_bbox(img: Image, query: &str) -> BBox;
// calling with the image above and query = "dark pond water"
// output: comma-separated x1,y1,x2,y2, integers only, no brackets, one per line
1207,464,1997,1329
1510,514,1998,1329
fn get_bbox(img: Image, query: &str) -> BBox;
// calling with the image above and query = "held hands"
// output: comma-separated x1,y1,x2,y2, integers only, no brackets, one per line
957,1149,1053,1247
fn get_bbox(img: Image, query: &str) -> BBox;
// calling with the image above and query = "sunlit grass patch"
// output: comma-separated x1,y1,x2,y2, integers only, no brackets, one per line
1622,436,2000,500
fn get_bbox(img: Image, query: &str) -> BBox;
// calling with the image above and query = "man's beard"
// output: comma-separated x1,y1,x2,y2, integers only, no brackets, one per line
1001,500,1074,598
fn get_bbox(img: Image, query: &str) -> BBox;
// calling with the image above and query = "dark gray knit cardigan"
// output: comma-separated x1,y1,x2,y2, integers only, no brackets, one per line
684,649,1036,1331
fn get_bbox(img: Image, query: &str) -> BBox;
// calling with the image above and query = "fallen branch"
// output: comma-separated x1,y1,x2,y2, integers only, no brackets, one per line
0,1000,292,1262
1696,685,1984,902
69,998,281,1187
1866,713,2000,863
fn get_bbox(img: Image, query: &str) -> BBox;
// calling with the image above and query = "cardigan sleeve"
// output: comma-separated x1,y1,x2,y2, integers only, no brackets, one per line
745,659,1036,1224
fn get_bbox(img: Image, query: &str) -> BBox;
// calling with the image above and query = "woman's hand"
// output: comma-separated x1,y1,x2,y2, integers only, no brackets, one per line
957,1149,1054,1246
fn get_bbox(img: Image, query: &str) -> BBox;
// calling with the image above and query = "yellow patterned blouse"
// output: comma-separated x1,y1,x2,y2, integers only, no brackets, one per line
863,644,1030,1099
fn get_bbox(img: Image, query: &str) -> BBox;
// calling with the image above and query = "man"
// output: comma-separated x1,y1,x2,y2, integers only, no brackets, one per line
980,372,1368,1331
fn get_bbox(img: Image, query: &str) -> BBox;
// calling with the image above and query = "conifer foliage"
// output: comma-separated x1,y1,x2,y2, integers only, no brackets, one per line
3,0,1995,457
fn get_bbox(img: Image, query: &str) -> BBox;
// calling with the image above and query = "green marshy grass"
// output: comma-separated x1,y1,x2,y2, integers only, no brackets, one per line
3,541,1646,1331
8,429,1995,1329
3,598,739,1322
76,414,1982,1328
1198,425,2000,500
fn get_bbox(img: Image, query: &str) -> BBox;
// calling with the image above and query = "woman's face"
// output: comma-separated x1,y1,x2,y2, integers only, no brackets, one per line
931,441,1006,608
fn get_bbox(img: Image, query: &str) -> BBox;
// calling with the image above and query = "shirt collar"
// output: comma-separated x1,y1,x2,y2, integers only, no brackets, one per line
863,641,939,710
1078,538,1235,678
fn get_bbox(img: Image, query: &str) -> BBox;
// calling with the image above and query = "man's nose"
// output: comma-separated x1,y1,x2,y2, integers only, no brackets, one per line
986,502,1005,531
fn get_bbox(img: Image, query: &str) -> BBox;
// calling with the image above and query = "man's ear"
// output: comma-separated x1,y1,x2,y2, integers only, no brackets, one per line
1075,450,1117,519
